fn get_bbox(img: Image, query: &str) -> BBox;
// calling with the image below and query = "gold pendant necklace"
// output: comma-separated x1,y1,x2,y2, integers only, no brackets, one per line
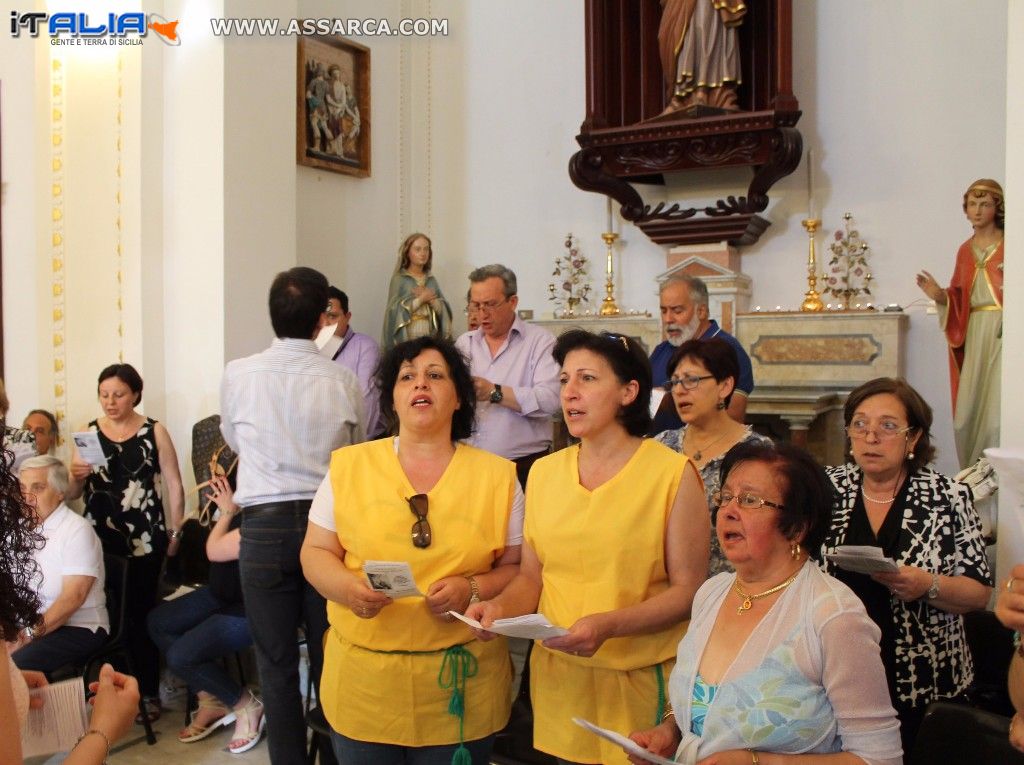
733,570,800,615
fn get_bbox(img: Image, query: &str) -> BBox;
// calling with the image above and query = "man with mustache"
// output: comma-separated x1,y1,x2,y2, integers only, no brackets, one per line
649,274,753,433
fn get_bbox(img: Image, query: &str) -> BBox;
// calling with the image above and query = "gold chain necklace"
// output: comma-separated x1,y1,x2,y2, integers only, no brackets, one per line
733,571,800,615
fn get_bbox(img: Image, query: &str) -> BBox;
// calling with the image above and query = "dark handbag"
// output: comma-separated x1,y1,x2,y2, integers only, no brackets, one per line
162,416,239,594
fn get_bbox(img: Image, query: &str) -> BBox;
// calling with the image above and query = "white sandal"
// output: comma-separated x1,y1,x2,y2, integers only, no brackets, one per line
179,696,236,743
228,692,266,754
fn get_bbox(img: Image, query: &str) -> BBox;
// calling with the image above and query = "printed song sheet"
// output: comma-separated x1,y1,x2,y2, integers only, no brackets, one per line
363,561,423,598
447,611,568,640
21,677,89,757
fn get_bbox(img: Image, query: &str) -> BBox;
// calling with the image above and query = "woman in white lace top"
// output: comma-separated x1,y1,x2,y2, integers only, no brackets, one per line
628,441,902,765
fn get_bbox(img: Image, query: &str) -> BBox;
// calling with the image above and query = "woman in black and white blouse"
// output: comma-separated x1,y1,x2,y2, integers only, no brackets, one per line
821,377,992,755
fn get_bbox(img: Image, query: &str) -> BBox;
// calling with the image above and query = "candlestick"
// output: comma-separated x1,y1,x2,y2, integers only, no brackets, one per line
800,218,823,312
806,148,816,221
599,231,620,316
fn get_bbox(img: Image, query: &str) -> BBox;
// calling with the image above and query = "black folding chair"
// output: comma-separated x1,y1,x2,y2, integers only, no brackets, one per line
52,553,157,745
910,700,1024,765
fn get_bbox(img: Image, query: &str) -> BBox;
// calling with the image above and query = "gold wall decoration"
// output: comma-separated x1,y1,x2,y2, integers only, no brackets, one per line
116,53,125,363
50,54,68,446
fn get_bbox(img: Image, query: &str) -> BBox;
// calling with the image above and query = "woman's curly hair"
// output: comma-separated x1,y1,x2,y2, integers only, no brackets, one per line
0,430,42,640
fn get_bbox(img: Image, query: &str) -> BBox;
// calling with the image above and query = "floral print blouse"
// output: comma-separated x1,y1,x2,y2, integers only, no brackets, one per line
654,425,771,577
83,417,166,558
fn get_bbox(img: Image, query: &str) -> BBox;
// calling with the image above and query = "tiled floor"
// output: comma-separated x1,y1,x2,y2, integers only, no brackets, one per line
107,693,273,765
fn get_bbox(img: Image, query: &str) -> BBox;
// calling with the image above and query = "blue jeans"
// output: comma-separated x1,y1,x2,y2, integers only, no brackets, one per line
12,626,108,676
239,502,328,765
330,731,496,765
147,586,251,707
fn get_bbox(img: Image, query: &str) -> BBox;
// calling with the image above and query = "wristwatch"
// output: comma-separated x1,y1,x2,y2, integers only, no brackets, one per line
467,576,481,605
489,384,503,404
22,625,36,643
927,572,940,600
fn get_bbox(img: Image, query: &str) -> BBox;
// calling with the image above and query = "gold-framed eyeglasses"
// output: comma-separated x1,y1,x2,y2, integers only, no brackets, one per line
846,419,913,440
668,374,714,391
712,490,785,512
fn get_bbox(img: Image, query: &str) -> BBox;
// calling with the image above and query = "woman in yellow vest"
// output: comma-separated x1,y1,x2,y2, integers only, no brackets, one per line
468,329,709,765
301,336,522,765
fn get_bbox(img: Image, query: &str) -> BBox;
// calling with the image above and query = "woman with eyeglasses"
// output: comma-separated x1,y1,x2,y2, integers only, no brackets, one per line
628,441,902,765
821,376,991,754
654,339,771,578
300,336,521,765
468,329,708,765
381,233,453,351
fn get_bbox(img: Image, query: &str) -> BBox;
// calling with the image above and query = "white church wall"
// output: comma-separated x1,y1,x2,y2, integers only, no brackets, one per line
222,0,299,361
157,0,227,468
0,29,44,421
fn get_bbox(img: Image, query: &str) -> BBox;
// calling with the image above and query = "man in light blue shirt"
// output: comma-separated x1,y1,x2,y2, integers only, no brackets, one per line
455,264,560,488
220,266,363,765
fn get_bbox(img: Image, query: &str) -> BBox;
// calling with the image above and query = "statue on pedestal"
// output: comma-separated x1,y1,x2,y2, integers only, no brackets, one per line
916,179,1004,468
657,0,747,117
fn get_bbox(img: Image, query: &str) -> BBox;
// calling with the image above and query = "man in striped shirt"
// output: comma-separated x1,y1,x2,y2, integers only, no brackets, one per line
221,266,364,764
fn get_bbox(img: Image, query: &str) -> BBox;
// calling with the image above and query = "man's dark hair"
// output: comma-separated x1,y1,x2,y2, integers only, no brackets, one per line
269,267,330,339
328,286,349,314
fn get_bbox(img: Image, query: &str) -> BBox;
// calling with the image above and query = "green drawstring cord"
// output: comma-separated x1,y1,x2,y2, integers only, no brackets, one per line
654,663,666,726
438,644,479,765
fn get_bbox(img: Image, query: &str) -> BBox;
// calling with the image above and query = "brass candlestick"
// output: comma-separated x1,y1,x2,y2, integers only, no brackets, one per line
599,231,620,316
800,218,824,312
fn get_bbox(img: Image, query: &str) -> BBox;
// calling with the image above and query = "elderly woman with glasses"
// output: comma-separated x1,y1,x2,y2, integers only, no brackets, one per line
628,441,902,765
300,336,521,765
821,376,991,754
469,329,708,765
654,339,771,578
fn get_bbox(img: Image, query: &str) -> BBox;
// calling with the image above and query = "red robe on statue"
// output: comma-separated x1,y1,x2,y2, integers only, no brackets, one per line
941,238,1003,411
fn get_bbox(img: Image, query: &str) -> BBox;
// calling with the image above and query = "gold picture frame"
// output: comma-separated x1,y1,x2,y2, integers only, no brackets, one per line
297,34,370,177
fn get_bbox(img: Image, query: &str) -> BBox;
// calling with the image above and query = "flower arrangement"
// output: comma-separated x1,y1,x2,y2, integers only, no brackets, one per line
824,213,873,309
548,233,593,317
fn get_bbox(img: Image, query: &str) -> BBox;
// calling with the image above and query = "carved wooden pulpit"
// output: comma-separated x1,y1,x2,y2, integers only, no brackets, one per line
569,0,802,248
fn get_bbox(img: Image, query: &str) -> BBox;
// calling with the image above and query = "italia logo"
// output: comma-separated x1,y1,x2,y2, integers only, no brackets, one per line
10,11,180,45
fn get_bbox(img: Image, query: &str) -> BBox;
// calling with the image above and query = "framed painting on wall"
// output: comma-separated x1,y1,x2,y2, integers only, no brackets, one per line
297,34,370,177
